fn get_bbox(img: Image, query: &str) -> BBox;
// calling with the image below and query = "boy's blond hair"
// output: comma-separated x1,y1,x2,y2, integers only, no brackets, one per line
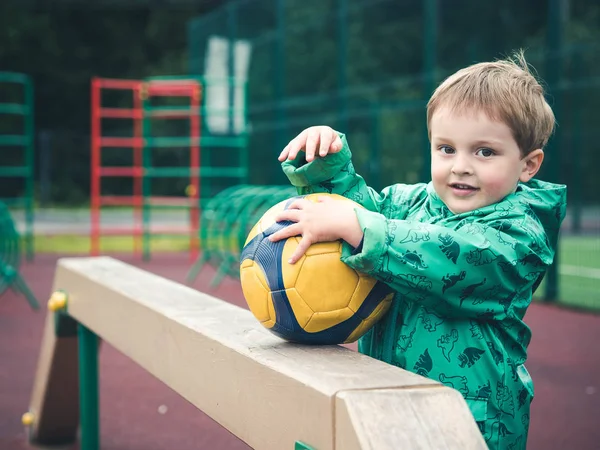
427,51,555,156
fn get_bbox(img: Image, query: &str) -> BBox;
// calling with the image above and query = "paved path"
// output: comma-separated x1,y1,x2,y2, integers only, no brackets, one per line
11,209,192,235
1,254,599,449
9,206,600,235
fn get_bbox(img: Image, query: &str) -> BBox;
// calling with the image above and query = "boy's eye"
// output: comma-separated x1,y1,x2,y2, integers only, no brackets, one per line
439,145,455,154
476,148,495,157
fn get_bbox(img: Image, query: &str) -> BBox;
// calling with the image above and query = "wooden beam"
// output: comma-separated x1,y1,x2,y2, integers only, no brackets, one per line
336,388,486,449
26,256,486,449
27,313,79,445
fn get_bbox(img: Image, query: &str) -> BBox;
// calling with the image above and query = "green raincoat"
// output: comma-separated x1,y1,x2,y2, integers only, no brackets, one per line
282,134,567,450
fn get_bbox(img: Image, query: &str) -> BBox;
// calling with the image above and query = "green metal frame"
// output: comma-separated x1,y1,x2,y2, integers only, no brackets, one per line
140,75,249,260
186,184,297,287
542,0,564,301
0,71,35,260
79,323,100,450
0,200,38,309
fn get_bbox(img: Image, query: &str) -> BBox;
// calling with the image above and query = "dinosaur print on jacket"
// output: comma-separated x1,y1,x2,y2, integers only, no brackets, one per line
438,233,460,263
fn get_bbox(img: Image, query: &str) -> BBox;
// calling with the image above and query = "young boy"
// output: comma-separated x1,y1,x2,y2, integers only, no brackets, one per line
269,52,567,449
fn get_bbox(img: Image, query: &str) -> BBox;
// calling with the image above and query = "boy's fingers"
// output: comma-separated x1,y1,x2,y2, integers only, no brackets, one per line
287,129,308,160
305,128,320,162
288,236,312,264
278,145,289,161
286,138,301,160
318,128,331,157
280,127,338,161
285,198,309,211
274,208,301,223
269,223,302,242
331,134,343,152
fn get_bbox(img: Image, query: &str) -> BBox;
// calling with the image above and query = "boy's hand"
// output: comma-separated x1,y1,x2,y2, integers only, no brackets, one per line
268,196,363,264
278,126,343,163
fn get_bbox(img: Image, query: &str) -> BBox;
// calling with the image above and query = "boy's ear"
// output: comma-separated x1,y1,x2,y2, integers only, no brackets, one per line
520,149,544,182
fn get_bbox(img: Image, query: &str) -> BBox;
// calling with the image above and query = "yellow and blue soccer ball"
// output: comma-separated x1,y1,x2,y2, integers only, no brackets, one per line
239,193,394,345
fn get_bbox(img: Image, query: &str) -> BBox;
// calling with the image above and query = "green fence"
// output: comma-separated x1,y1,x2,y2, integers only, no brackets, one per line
188,0,600,311
140,75,250,259
186,184,296,287
0,71,35,261
0,201,38,309
140,75,250,204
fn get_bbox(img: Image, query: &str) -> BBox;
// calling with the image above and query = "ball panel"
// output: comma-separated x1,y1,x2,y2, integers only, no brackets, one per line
285,288,314,329
305,307,354,333
265,292,276,328
281,237,305,289
244,222,262,247
249,231,286,291
270,288,302,333
256,196,302,234
353,281,394,320
343,294,393,344
295,252,359,312
243,198,292,248
256,202,284,232
240,260,272,324
303,240,341,256
269,313,358,344
303,192,359,207
348,276,378,313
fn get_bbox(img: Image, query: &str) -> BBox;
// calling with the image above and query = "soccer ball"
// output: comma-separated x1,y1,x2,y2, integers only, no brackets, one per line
239,193,394,345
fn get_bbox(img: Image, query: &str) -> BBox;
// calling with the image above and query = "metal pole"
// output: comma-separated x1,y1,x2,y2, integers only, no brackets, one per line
543,0,565,301
227,2,237,135
38,130,51,208
421,0,438,183
370,105,381,190
24,76,35,260
571,50,582,233
336,0,348,134
273,0,287,184
141,84,151,261
78,324,100,450
90,78,101,257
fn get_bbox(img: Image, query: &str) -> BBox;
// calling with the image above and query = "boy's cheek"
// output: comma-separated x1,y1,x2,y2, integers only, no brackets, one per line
481,174,514,197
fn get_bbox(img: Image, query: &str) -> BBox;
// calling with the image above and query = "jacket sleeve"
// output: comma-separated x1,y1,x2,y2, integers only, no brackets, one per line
340,208,555,320
281,133,424,219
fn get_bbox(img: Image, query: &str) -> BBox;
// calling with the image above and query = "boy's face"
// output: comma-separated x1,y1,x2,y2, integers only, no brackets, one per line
429,107,542,214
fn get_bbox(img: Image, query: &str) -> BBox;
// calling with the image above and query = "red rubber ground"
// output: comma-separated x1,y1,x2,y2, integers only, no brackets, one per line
0,254,598,449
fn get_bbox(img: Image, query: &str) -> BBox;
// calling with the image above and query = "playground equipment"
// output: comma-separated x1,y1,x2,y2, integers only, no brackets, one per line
23,256,486,449
186,184,296,287
0,71,34,260
0,201,38,309
90,76,248,260
91,77,143,257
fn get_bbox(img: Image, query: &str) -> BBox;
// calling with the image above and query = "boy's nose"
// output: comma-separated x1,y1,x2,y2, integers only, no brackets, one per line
451,154,474,175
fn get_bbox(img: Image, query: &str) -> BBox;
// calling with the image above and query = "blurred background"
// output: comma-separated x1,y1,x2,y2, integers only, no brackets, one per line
1,2,599,450
0,0,598,307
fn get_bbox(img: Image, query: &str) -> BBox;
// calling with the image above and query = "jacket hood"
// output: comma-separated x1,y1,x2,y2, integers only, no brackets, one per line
517,179,567,249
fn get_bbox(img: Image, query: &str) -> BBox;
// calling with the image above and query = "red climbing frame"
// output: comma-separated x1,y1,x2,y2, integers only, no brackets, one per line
90,77,143,256
90,77,201,258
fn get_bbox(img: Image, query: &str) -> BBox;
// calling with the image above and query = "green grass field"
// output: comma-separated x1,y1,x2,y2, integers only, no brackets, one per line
534,235,600,312
31,233,600,312
32,234,192,254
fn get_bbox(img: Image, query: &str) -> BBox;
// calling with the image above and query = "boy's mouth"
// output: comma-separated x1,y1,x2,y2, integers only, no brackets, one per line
449,183,479,195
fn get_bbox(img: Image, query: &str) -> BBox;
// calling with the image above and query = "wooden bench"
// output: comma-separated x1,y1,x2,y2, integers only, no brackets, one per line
23,256,485,449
